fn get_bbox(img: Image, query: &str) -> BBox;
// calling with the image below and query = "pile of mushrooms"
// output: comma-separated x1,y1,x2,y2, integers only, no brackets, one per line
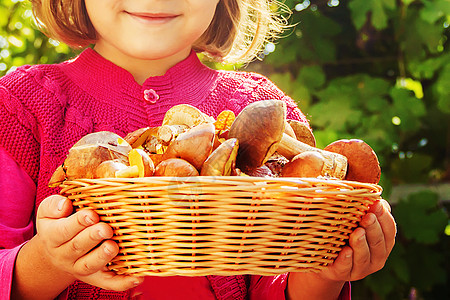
49,100,381,187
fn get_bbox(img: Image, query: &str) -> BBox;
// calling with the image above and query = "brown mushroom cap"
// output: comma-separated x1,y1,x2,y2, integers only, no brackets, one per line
281,151,325,178
287,119,316,147
163,122,215,170
201,138,239,176
154,158,199,177
95,160,129,179
228,100,286,170
64,144,122,180
324,139,381,184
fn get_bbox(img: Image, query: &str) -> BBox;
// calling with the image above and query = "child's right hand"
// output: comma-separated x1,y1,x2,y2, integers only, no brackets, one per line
12,194,143,299
35,195,143,291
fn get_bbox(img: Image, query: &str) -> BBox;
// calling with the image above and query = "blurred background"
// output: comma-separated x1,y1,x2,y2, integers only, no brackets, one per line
1,0,448,299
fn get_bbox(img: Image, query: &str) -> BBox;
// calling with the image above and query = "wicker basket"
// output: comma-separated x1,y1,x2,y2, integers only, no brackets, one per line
60,176,382,277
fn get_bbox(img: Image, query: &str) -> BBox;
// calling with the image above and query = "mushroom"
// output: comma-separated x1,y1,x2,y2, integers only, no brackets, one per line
264,153,289,177
277,133,348,180
128,148,155,177
154,158,199,177
48,131,132,186
287,119,316,147
63,144,128,180
124,125,188,150
324,139,381,184
162,104,214,128
163,122,215,170
95,159,129,178
281,151,326,178
228,100,286,170
284,121,296,139
201,138,239,176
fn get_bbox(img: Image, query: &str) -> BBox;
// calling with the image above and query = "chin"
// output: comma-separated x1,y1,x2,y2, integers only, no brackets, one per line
126,46,188,61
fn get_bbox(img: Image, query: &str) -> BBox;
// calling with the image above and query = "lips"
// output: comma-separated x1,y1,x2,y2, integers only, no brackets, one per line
126,11,180,24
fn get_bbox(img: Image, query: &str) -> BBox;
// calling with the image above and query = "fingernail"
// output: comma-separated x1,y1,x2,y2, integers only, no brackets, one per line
375,202,383,215
366,213,376,225
58,198,66,211
104,245,113,255
98,230,108,239
133,279,143,286
345,251,352,259
358,232,366,241
84,215,95,225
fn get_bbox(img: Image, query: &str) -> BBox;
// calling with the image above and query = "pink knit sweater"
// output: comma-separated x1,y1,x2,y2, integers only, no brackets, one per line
0,49,350,299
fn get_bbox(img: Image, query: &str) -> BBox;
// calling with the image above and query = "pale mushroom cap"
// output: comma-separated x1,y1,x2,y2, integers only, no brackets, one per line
162,104,212,127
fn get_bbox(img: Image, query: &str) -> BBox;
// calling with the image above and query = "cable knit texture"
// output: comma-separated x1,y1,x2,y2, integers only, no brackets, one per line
0,49,308,299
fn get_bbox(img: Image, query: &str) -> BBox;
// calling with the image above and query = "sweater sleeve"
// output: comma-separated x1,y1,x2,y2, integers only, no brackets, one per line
0,81,41,183
0,146,37,300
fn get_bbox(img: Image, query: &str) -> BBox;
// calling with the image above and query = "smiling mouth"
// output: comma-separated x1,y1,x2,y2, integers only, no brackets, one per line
126,12,179,24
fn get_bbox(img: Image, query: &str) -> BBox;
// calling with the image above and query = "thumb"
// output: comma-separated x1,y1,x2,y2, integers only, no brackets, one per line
37,194,73,220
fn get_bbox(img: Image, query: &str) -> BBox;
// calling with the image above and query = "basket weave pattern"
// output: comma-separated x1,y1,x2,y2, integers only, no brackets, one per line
60,176,382,276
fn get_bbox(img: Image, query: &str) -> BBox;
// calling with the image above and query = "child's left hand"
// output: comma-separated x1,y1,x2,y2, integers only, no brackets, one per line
319,198,396,281
286,199,397,299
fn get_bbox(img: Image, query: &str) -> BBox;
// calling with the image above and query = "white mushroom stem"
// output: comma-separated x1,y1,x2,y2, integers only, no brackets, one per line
277,133,348,179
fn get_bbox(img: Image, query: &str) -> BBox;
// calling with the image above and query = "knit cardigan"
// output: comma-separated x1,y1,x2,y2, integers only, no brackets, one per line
0,49,350,299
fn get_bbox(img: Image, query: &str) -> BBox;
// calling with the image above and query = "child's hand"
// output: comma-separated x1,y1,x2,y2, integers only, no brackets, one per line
319,199,396,281
35,195,143,291
286,199,397,299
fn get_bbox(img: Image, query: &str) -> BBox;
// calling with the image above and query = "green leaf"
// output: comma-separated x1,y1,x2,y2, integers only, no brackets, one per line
390,154,433,183
394,190,448,244
390,87,426,131
436,64,450,113
420,0,450,23
309,98,363,131
409,54,450,79
348,0,396,30
296,65,326,90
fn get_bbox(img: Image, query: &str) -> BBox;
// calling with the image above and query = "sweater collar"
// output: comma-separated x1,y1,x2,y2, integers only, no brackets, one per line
60,48,217,108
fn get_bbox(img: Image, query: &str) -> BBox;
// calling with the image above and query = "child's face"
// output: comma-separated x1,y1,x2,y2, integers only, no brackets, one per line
85,0,220,72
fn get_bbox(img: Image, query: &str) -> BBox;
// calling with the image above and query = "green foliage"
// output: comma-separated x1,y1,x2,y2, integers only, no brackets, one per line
0,0,75,77
396,191,447,244
261,0,450,299
1,0,450,299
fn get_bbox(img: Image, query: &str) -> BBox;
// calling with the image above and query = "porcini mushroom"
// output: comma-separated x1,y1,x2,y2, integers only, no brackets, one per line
277,133,347,180
324,139,381,184
163,122,215,170
201,138,239,176
228,100,286,170
162,104,213,128
287,119,316,147
154,158,199,177
281,151,326,178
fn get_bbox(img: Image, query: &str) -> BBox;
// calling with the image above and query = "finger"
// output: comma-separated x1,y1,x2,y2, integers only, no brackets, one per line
348,227,371,279
81,269,144,292
324,246,353,281
59,222,113,261
42,209,100,247
37,195,73,221
370,200,397,252
360,212,387,270
72,240,118,277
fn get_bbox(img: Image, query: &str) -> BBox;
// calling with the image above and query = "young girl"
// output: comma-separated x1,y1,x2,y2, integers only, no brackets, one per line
0,0,396,299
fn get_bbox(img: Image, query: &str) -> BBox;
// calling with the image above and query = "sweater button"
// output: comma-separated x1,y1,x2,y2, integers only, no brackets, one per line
143,89,159,103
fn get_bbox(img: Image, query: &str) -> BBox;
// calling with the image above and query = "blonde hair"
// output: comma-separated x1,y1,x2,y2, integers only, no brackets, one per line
30,0,289,64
